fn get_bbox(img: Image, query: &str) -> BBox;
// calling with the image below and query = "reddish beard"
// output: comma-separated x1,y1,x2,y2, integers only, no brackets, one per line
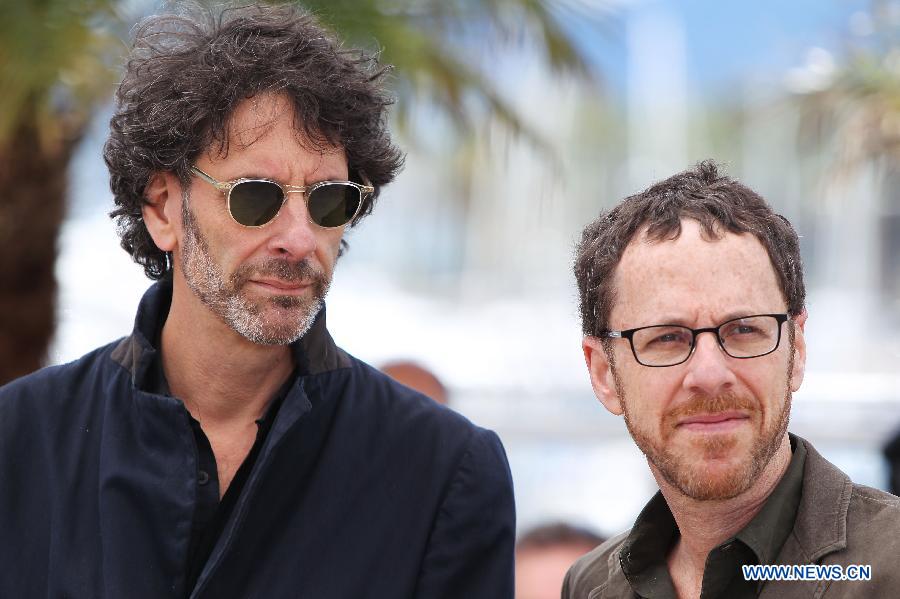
623,389,791,501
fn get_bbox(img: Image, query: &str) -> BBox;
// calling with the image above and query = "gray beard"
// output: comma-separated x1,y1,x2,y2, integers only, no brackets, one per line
180,191,329,345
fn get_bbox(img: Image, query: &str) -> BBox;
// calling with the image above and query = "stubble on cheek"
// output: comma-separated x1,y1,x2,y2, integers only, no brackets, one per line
179,194,331,345
608,321,797,501
616,366,788,501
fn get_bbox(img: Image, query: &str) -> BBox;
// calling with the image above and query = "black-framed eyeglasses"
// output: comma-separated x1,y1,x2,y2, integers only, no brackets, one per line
190,166,374,228
600,314,790,367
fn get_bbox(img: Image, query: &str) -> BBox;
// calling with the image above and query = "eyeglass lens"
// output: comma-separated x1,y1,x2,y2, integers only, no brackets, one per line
307,183,362,228
228,180,362,228
229,181,284,227
631,315,782,366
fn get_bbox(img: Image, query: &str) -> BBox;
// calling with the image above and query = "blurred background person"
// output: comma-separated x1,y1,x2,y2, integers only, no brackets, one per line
381,360,449,405
885,431,900,496
515,522,605,599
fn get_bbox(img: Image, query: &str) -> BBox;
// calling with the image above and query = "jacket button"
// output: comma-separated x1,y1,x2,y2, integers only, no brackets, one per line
198,470,210,485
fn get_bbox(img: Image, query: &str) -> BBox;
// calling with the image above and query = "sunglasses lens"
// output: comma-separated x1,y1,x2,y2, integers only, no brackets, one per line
229,181,285,226
307,184,362,228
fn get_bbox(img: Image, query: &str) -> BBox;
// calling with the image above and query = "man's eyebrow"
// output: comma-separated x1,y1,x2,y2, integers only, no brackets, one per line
610,315,685,330
228,170,351,184
639,315,691,327
718,309,775,322
638,310,765,327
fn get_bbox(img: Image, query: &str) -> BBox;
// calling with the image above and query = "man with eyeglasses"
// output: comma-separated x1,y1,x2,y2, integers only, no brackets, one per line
563,161,900,598
0,5,514,598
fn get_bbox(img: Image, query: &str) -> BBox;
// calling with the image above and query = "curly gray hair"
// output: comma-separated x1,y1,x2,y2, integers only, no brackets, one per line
105,3,404,278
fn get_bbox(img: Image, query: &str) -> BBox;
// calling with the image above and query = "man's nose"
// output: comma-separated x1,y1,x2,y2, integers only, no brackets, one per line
264,191,318,258
681,331,737,397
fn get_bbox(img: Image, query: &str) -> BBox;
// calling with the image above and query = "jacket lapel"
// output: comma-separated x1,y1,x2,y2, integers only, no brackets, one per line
761,437,853,598
783,439,852,561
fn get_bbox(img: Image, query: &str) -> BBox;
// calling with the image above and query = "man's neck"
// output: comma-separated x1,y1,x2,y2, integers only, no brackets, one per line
160,279,295,428
655,434,793,597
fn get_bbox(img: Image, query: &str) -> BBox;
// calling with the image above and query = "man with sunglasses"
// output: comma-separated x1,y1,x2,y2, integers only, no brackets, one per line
0,5,514,598
563,162,900,598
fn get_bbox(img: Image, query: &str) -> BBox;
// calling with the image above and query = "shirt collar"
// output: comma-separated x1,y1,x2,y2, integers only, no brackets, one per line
619,491,680,597
734,434,807,565
619,434,807,597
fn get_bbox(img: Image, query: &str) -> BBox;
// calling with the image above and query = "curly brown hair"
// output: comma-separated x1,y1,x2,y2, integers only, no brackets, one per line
104,3,404,279
574,160,805,337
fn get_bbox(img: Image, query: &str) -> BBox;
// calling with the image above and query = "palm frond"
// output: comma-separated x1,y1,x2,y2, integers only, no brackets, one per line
294,0,606,150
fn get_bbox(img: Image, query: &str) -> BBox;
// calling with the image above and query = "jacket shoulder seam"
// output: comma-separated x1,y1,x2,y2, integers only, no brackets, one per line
850,485,900,509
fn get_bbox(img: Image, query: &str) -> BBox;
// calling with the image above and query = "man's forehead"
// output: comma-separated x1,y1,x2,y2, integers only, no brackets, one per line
209,92,342,159
610,219,784,324
228,93,290,147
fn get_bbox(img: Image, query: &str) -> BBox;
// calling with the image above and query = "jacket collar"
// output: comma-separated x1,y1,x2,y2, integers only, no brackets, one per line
111,275,350,390
782,435,853,562
590,435,852,599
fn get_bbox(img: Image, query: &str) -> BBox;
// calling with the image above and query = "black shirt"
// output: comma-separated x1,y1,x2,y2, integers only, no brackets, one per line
619,435,808,598
147,342,295,595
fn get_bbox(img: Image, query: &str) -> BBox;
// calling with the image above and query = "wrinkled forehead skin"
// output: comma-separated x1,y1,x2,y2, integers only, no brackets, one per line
609,219,786,328
206,92,344,166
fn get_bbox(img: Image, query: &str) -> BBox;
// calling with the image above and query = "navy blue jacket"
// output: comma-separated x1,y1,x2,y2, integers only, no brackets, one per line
0,280,515,598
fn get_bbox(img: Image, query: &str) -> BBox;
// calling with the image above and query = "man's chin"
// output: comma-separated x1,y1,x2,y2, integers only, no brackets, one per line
268,294,313,310
233,319,313,346
225,295,322,346
679,426,752,459
655,453,759,501
647,433,764,501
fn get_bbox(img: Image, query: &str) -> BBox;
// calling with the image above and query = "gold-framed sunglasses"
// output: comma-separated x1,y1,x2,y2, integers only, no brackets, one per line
189,166,374,228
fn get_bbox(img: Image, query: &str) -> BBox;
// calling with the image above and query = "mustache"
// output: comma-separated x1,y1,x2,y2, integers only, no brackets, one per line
666,391,757,422
231,258,325,286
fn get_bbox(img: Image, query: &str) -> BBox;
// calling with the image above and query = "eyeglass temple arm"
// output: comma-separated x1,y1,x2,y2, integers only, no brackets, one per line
359,171,375,194
190,166,231,191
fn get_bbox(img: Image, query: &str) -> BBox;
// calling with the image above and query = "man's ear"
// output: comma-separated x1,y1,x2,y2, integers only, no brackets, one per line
583,336,624,416
788,309,808,392
142,171,182,252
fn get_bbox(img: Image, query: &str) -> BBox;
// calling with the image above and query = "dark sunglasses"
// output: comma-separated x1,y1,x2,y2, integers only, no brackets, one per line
189,166,374,228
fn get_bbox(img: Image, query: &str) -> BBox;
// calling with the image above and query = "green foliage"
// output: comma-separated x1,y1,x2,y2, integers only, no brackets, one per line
0,0,122,150
286,0,600,147
0,0,602,152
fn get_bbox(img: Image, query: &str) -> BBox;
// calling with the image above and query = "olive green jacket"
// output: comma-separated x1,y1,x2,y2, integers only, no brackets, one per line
562,437,900,598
